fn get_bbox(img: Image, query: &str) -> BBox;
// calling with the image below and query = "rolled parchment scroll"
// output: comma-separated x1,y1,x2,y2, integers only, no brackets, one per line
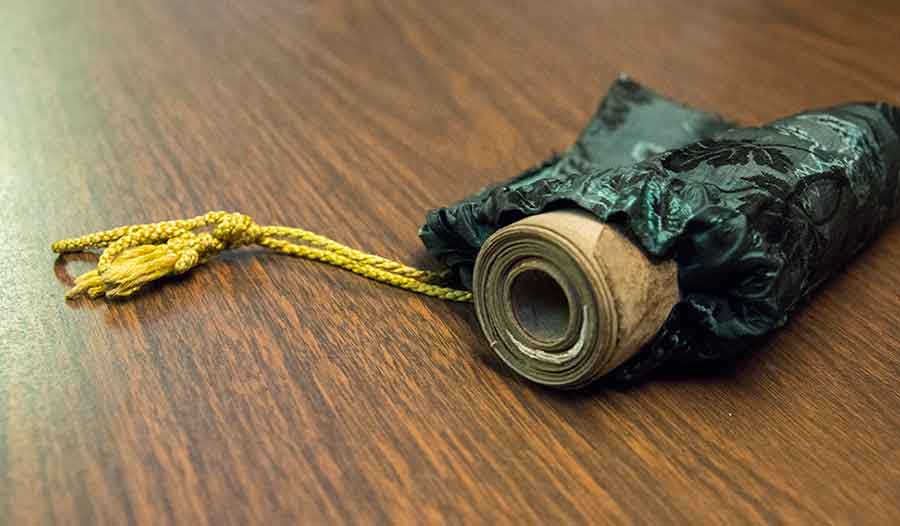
422,78,900,386
473,210,678,388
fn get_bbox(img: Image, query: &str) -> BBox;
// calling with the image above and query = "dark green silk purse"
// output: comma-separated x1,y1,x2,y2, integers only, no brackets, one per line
420,76,900,381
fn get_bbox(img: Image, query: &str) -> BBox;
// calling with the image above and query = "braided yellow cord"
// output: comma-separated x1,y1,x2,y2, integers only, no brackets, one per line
52,211,473,302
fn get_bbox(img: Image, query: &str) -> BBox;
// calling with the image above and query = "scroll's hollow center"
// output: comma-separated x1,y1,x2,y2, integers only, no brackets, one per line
509,268,572,343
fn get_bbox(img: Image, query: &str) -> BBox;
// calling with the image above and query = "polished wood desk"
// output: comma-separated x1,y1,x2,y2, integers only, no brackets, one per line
3,1,899,523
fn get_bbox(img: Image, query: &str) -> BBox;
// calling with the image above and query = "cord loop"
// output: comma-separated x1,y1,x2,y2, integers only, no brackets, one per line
52,211,473,302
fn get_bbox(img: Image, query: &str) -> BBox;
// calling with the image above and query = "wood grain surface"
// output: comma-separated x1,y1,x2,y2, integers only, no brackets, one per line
3,0,900,524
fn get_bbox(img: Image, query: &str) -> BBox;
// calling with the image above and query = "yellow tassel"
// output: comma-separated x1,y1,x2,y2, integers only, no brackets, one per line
52,211,473,302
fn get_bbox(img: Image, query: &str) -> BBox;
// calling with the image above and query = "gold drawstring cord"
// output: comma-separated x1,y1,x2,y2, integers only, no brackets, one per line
51,211,473,302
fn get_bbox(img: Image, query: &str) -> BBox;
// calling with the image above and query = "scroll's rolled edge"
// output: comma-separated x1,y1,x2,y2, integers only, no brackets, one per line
473,209,679,388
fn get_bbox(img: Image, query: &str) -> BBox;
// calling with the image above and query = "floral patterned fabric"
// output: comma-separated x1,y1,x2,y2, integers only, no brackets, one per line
420,77,900,381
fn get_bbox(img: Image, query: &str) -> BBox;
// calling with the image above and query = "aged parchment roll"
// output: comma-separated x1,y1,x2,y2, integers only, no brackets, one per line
423,81,900,383
473,210,679,388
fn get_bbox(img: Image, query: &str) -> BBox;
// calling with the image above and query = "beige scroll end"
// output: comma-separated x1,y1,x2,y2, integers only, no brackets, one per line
472,209,679,388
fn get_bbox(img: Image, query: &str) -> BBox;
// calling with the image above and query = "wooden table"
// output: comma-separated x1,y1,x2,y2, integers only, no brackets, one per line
4,1,900,524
